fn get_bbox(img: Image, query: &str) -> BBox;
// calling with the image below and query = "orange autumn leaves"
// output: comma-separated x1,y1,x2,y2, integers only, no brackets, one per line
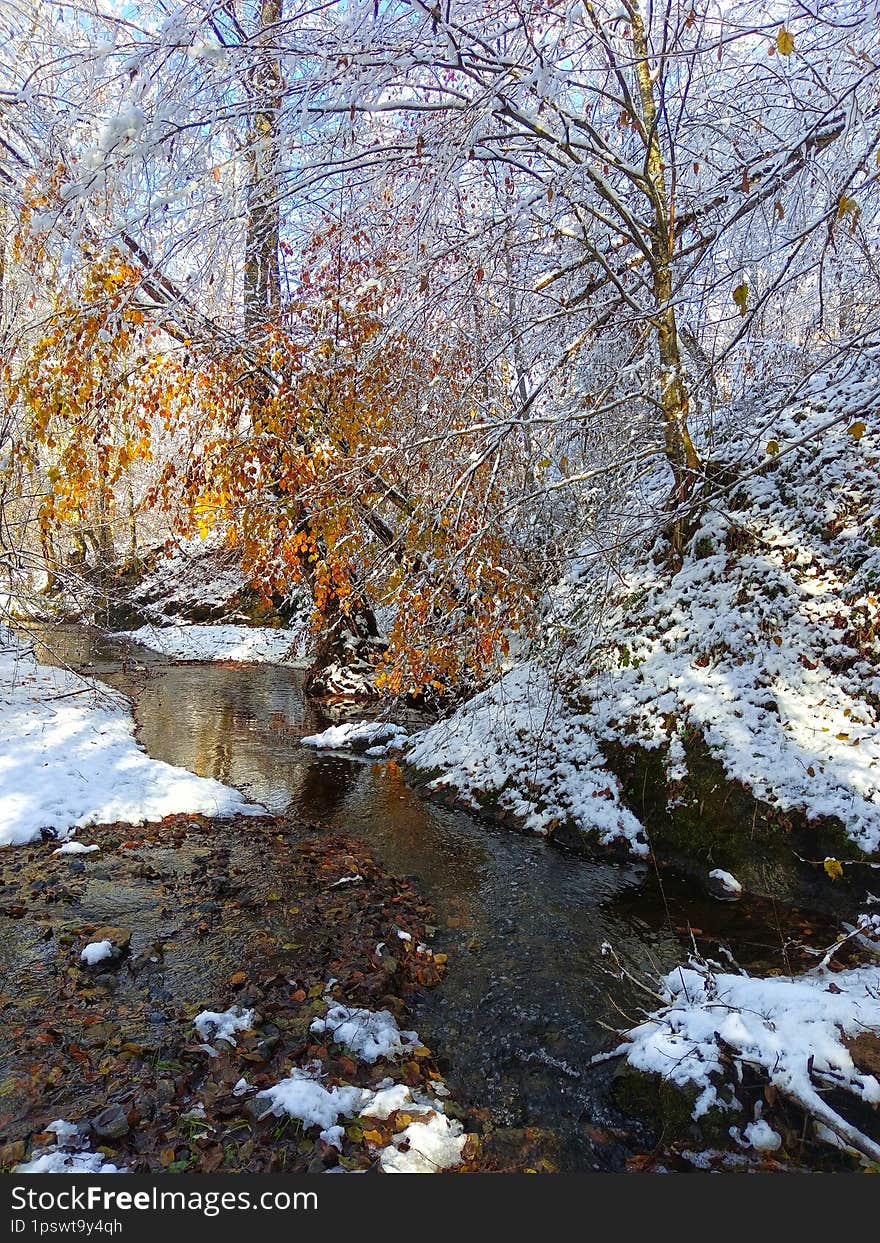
7,255,155,548
10,241,534,694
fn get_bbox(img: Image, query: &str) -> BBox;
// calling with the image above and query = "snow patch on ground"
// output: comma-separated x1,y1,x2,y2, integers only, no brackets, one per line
193,1006,254,1047
254,1065,464,1172
310,1003,419,1064
740,1119,782,1152
0,632,261,847
378,1112,466,1173
254,1068,366,1131
253,999,465,1172
14,1121,126,1174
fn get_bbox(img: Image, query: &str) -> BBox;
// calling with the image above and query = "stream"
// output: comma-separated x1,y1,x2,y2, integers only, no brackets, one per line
25,625,842,1170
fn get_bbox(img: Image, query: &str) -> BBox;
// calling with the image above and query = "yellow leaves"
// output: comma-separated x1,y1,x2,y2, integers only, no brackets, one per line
776,27,795,56
837,194,861,235
765,440,780,457
823,857,844,882
848,420,866,441
733,281,749,317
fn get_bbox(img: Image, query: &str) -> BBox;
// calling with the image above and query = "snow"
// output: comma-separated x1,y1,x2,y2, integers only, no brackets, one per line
53,841,100,855
301,720,409,756
614,961,880,1126
80,939,114,965
709,869,742,895
254,1065,464,1172
0,633,260,847
122,623,300,664
406,663,648,855
310,1003,419,1063
741,1119,782,1152
15,1121,125,1174
239,993,466,1170
253,1067,367,1130
379,1113,466,1173
15,1149,125,1174
193,1006,254,1046
359,1083,414,1119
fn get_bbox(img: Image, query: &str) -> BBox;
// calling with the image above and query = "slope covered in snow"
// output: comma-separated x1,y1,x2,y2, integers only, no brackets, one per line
408,357,880,858
407,664,648,855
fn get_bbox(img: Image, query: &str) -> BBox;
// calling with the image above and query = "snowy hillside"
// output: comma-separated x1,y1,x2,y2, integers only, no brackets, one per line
409,358,880,860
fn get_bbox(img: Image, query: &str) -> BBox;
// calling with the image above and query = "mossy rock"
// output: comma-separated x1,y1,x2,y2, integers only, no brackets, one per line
601,735,877,903
612,1062,736,1147
548,818,634,862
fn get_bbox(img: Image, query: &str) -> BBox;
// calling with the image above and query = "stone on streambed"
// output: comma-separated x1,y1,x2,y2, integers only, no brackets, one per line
80,926,131,969
707,868,743,901
91,1103,130,1140
611,1061,736,1148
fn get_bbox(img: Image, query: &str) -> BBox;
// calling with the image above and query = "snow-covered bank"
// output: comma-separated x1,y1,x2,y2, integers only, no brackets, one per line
0,632,259,847
406,664,647,855
121,621,305,664
612,959,880,1162
407,359,880,859
14,1121,126,1174
127,534,251,623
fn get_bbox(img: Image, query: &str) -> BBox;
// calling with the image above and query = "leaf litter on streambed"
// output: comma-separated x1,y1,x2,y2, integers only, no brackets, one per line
0,813,567,1173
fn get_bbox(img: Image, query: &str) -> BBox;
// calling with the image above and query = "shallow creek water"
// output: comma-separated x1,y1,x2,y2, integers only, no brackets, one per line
25,626,841,1169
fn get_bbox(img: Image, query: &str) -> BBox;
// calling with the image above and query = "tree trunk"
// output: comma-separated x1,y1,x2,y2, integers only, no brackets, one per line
244,0,283,335
243,0,380,694
630,6,701,543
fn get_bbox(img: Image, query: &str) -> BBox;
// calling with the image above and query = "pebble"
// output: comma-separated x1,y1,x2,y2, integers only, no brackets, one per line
91,1104,130,1140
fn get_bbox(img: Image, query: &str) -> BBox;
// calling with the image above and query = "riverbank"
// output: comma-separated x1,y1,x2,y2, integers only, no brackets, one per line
0,631,480,1174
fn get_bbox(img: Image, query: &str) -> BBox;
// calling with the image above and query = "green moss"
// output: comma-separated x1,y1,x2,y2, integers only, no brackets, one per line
612,1063,737,1146
601,734,876,897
